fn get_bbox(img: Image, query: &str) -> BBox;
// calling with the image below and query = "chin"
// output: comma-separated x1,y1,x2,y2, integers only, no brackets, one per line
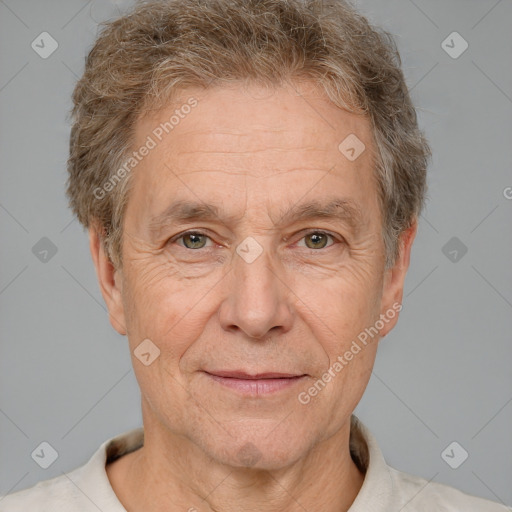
202,427,313,471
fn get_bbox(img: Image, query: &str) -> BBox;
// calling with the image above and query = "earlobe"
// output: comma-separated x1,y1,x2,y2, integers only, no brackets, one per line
88,222,127,336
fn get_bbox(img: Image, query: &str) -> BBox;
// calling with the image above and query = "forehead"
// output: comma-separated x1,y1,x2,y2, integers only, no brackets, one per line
126,82,379,227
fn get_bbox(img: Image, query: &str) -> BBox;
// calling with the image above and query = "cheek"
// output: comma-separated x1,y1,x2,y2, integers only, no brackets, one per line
291,258,384,389
296,259,383,330
121,256,218,364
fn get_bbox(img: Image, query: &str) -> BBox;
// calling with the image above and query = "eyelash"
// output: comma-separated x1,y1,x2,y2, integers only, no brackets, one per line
169,229,343,251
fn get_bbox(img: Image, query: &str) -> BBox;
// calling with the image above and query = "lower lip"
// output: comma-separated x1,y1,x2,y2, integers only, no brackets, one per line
205,373,306,395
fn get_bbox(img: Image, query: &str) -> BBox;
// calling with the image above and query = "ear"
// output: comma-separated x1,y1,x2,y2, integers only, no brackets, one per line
379,220,418,337
88,221,127,336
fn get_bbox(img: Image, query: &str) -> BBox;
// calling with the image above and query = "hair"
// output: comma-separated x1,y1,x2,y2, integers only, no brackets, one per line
66,0,431,270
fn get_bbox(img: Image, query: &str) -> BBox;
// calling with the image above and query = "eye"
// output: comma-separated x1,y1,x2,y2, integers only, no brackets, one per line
296,231,336,250
170,230,340,252
173,231,213,249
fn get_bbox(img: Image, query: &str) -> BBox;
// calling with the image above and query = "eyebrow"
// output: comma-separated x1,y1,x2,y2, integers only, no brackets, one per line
147,197,365,236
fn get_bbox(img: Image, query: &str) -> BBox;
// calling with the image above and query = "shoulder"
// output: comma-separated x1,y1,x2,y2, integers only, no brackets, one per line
389,466,511,511
0,469,97,512
0,428,143,512
349,415,510,512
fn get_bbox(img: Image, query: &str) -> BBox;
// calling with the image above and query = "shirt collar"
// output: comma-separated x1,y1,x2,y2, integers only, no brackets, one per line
347,415,397,510
86,414,395,511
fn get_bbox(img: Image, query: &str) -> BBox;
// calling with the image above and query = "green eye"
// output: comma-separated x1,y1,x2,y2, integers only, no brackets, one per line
180,232,209,249
299,231,335,250
172,230,338,252
304,232,329,249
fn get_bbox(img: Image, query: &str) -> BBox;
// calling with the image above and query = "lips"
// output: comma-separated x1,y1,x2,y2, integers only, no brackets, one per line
203,370,307,395
205,370,305,379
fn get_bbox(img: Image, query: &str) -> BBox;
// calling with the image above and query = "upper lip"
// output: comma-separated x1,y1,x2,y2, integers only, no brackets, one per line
205,370,305,379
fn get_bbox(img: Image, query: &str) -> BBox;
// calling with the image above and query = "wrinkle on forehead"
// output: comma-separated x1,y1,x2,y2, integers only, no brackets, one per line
126,82,378,236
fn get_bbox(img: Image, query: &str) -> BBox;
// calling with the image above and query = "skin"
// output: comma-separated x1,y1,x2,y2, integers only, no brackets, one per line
89,81,417,512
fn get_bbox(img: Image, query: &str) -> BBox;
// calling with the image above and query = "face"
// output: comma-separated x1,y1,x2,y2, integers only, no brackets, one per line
91,81,415,470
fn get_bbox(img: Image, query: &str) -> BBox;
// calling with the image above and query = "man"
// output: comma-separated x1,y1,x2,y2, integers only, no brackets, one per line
2,0,508,510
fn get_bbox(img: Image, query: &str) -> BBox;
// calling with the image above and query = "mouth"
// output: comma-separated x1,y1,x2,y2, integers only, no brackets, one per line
203,370,307,396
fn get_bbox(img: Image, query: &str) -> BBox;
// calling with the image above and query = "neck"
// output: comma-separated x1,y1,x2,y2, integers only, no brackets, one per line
107,414,365,512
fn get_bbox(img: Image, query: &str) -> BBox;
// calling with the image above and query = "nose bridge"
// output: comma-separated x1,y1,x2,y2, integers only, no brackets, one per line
219,235,292,339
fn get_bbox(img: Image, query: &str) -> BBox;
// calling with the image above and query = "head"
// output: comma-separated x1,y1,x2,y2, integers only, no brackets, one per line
67,0,430,469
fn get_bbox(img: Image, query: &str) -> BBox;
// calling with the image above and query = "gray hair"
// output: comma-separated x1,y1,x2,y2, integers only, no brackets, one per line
66,0,431,269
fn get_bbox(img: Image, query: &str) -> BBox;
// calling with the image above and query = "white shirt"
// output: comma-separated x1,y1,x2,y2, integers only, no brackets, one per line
1,415,509,511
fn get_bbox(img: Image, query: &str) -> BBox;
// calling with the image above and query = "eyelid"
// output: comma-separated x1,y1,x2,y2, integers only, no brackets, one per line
170,229,211,239
294,228,340,239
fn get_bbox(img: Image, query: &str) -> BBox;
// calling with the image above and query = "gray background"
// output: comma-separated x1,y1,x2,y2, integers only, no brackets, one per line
1,0,511,507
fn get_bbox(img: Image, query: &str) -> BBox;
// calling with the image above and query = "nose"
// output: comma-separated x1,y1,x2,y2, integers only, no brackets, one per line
218,241,294,340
